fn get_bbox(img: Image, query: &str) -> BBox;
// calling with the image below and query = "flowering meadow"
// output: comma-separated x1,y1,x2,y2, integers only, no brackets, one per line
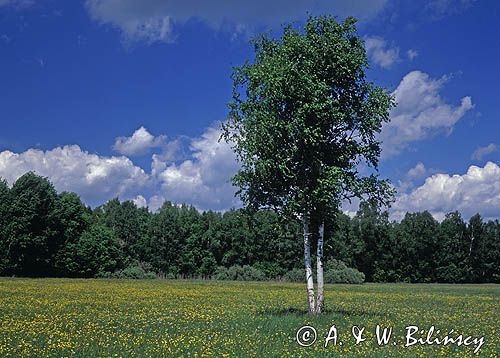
0,279,498,357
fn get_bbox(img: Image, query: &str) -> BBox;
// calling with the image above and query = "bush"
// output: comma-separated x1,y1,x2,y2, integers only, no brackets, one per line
324,259,365,284
283,268,304,283
214,265,267,281
283,260,365,284
114,265,156,279
372,268,402,283
98,264,156,279
252,261,285,279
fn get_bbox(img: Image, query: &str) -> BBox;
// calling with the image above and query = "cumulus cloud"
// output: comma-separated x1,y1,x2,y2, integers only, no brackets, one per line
380,70,474,158
132,194,147,208
113,126,168,156
85,0,388,45
147,195,167,212
407,49,418,60
0,145,149,206
406,162,427,180
397,162,439,193
341,197,361,218
471,143,498,161
152,124,240,211
3,125,498,222
0,124,240,211
392,162,500,221
364,36,400,68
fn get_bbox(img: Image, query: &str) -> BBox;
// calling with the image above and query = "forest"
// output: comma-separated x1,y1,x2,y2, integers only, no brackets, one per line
0,172,498,283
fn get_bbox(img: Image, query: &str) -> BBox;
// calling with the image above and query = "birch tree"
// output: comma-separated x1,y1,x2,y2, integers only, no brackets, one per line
222,15,394,314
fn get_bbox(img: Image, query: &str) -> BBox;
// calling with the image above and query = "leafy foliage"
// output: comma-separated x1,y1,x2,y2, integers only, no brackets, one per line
0,179,11,273
60,224,123,278
102,264,157,279
214,265,267,281
284,260,365,284
222,15,395,220
0,172,498,283
222,13,397,314
323,259,365,284
7,172,60,276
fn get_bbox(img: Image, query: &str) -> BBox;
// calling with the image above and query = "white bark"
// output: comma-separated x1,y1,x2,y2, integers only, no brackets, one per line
316,221,325,314
303,216,316,314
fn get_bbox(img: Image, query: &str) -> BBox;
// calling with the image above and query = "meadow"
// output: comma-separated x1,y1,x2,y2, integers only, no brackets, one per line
0,279,498,357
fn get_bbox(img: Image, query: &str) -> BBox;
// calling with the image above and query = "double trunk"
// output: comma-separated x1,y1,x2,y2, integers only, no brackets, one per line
303,216,325,315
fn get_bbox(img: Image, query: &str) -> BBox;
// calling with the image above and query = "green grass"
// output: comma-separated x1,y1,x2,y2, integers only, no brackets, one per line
0,279,498,356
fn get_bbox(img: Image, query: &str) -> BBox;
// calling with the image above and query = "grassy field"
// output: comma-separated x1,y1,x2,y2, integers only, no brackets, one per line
0,279,498,357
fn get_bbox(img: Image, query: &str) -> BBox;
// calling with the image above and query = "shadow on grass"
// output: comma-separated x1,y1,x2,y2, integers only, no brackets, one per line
258,306,382,318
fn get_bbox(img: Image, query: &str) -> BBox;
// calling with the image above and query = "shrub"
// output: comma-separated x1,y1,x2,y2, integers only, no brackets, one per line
324,259,365,284
372,268,402,283
283,268,304,283
113,265,156,279
283,260,365,284
214,265,267,281
95,271,112,278
252,262,285,279
98,264,156,279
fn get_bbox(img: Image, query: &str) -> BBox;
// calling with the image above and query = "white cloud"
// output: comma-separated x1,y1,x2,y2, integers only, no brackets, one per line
2,124,498,222
407,49,418,60
0,145,149,206
392,162,500,221
380,70,474,158
0,124,240,212
364,36,400,69
132,194,147,208
113,126,167,156
153,124,240,211
341,197,361,218
406,162,427,180
147,195,166,212
85,0,388,45
397,162,436,193
471,143,498,161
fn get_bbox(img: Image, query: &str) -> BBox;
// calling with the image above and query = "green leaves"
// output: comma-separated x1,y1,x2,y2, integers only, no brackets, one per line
61,224,123,277
223,15,395,218
7,172,59,276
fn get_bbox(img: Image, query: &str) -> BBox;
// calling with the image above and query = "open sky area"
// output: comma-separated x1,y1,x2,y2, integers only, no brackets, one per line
0,0,498,221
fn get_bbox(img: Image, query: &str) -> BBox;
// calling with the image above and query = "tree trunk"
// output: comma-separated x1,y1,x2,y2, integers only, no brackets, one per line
316,221,325,314
303,216,316,314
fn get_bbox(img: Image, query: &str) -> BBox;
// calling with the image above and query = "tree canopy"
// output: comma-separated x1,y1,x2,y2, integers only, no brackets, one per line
0,172,497,283
223,15,395,220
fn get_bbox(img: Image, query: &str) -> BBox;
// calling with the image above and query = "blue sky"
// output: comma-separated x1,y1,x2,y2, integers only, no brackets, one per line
0,0,498,220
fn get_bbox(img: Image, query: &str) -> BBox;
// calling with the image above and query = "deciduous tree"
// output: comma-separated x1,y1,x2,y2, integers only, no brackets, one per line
8,172,60,276
222,15,394,314
0,179,11,274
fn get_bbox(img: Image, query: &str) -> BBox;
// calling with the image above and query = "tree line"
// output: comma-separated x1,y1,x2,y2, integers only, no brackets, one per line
0,172,498,283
